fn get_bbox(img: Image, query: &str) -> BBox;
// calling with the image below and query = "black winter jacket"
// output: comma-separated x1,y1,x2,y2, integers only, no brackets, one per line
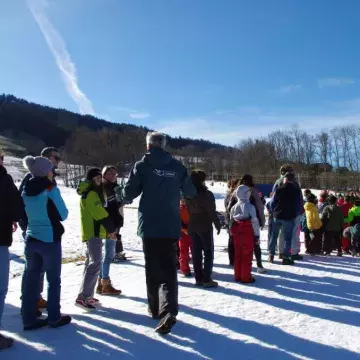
0,166,25,246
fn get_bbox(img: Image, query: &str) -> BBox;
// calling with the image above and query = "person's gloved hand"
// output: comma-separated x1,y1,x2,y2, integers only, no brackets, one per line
216,227,221,235
254,236,260,245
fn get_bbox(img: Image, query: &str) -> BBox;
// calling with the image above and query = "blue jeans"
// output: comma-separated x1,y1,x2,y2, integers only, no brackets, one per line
99,239,116,280
0,246,10,328
269,218,296,258
21,231,44,301
22,241,62,327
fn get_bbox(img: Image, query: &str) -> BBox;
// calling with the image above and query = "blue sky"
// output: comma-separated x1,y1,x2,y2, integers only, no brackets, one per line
1,0,360,145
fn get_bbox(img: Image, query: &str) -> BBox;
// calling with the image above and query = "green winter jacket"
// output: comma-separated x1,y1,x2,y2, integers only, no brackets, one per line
77,180,116,242
347,206,360,225
321,204,344,232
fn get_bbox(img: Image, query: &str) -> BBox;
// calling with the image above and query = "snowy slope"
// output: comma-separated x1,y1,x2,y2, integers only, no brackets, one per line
3,178,360,359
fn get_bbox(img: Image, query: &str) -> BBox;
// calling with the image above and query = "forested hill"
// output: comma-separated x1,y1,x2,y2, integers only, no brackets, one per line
0,94,227,155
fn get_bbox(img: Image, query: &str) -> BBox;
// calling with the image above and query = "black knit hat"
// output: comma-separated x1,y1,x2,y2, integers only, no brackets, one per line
86,168,102,181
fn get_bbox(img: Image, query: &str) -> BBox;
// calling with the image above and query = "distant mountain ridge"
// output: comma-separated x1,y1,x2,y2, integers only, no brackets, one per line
0,94,228,154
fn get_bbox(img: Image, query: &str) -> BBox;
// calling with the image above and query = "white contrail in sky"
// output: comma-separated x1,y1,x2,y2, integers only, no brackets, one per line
27,0,95,115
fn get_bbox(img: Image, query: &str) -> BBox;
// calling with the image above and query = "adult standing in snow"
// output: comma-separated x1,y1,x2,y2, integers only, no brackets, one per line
0,149,24,349
21,156,71,330
119,132,196,335
272,165,303,260
19,147,61,312
269,172,302,265
239,174,267,273
186,170,221,288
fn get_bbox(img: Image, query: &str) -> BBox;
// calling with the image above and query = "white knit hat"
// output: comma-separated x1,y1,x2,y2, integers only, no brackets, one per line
23,156,53,177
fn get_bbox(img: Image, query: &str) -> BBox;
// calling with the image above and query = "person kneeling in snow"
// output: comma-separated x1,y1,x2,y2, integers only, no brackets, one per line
343,224,360,257
76,168,118,311
230,185,259,283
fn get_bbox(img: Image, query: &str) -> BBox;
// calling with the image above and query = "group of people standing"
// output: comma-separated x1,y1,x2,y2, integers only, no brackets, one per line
303,189,360,257
2,133,360,347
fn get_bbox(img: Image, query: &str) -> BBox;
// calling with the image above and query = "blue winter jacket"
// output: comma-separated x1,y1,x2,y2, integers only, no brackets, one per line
22,177,68,243
119,147,197,239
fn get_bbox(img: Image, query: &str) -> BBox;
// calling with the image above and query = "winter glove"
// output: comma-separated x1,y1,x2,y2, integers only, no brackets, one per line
216,226,221,235
254,236,260,245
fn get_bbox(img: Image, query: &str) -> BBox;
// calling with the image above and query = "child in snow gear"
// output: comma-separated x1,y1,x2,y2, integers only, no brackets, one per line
76,168,117,310
96,165,123,296
240,174,267,273
230,185,259,283
341,195,353,253
304,194,322,255
321,195,344,256
21,156,71,330
0,149,24,349
179,198,193,276
187,170,221,288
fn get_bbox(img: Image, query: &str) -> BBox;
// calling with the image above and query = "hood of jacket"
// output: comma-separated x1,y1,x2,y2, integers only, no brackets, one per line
143,147,173,167
235,185,251,203
77,179,91,196
350,205,360,216
23,177,52,197
304,202,317,212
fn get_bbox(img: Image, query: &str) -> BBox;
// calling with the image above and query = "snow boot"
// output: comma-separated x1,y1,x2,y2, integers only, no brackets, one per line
101,279,122,296
37,298,47,310
257,267,267,274
96,278,102,295
282,258,295,265
114,252,127,262
0,333,14,350
268,254,275,263
279,253,284,260
49,315,72,328
155,313,177,335
24,318,49,331
75,298,96,311
203,279,218,288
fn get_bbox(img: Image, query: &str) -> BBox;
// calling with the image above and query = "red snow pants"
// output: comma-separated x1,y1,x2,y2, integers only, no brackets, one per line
342,223,351,252
231,220,254,283
179,231,193,274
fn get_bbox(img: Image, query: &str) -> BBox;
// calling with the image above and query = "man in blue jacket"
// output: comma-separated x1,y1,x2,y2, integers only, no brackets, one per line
119,132,196,335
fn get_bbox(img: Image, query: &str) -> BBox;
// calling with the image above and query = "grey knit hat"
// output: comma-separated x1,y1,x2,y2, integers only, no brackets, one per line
23,156,53,177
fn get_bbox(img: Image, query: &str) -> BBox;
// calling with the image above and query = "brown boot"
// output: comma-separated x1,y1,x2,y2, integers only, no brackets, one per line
96,278,103,295
101,279,122,296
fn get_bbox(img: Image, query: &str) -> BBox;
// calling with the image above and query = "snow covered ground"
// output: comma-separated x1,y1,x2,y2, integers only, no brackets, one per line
2,176,360,359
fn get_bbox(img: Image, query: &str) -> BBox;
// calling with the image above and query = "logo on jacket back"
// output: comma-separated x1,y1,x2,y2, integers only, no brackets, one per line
153,169,176,178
